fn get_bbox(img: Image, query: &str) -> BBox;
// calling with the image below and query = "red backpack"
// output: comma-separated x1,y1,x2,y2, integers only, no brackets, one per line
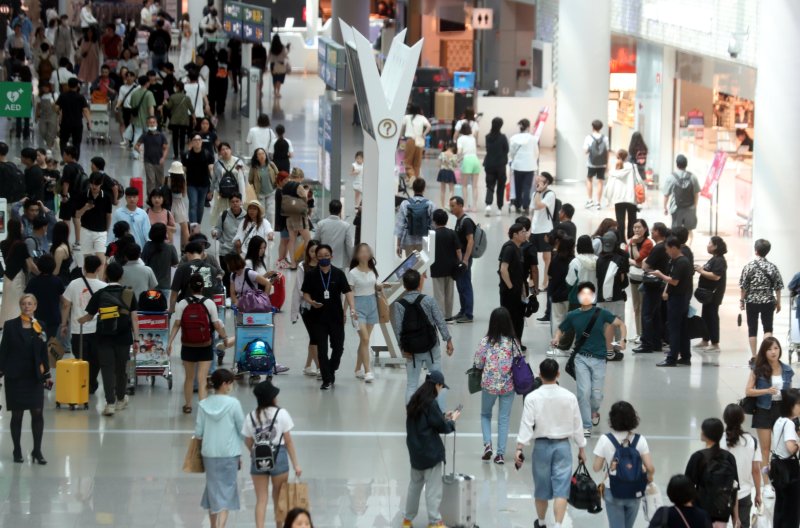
181,297,212,345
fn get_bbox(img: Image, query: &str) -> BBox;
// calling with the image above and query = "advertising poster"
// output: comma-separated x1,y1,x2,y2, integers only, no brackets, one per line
135,314,170,369
700,151,727,200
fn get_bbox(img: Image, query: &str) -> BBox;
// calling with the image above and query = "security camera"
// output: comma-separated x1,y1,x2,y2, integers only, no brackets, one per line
727,37,741,59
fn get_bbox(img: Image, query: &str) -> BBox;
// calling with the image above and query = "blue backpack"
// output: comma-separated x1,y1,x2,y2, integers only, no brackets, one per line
606,433,648,499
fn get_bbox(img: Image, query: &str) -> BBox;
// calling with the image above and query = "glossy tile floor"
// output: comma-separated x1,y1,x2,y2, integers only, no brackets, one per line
0,69,791,528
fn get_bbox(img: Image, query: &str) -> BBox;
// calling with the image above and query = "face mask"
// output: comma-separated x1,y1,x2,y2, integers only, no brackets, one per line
319,258,331,267
578,293,596,306
148,126,157,132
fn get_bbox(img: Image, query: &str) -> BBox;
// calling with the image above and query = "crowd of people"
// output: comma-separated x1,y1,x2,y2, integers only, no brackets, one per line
0,4,798,527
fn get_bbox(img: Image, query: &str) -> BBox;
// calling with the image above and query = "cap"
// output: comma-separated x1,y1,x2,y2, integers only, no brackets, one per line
601,231,618,252
253,380,280,402
426,370,449,389
168,160,185,175
246,199,264,215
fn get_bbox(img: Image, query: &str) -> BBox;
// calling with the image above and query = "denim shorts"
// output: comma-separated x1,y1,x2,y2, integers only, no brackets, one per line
532,438,572,500
249,446,289,476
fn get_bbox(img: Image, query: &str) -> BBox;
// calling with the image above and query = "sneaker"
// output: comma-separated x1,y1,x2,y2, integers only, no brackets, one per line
591,412,601,426
316,372,323,380
445,314,463,324
693,342,710,350
632,335,641,344
216,350,225,366
534,521,547,528
275,364,290,374
495,207,502,217
762,484,776,499
705,344,721,353
355,369,365,380
493,454,505,465
583,428,592,438
455,315,474,324
115,395,129,411
320,383,331,390
584,200,594,209
594,203,601,211
303,366,318,376
364,372,375,383
536,315,550,323
72,242,81,250
482,443,493,461
485,205,492,217
102,404,116,416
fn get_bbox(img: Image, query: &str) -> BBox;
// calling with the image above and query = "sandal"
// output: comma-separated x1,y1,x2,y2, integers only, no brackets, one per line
182,405,192,414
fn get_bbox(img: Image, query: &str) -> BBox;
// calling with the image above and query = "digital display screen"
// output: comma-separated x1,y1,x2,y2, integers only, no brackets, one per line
383,253,420,283
223,1,269,44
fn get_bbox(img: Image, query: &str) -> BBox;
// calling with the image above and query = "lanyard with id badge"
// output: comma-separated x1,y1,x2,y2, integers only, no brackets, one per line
320,269,331,300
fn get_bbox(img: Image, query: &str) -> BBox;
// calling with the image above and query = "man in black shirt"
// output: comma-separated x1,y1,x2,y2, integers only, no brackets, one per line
556,202,577,240
182,134,215,224
430,209,461,320
20,148,44,203
75,172,113,268
301,244,357,390
515,216,540,293
449,196,475,323
634,222,670,354
498,223,527,343
55,78,91,160
652,237,694,366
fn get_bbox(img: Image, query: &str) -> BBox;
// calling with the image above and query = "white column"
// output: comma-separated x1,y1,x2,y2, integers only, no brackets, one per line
555,0,611,183
752,1,799,279
306,0,319,43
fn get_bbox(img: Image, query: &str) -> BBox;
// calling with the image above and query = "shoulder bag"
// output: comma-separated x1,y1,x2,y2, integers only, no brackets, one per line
565,308,602,379
769,418,800,489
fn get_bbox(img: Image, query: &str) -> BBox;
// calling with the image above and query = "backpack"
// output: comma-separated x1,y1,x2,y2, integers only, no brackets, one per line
250,409,283,472
606,433,648,499
406,198,430,237
672,171,695,209
96,287,134,336
151,33,169,55
398,296,437,363
544,190,562,229
472,223,488,258
25,236,44,263
0,161,26,202
698,451,739,521
217,160,239,198
180,297,213,345
589,135,608,166
241,338,275,374
138,289,167,312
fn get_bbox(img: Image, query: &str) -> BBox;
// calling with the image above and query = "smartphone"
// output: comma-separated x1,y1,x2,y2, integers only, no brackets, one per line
454,403,463,413
515,452,525,471
351,316,358,329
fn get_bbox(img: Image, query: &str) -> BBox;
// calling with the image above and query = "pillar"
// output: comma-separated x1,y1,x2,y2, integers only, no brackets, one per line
555,0,611,183
332,0,369,45
306,0,319,43
752,1,800,280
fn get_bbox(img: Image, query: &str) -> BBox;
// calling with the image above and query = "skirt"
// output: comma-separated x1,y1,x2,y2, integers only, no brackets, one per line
172,195,189,224
752,401,782,429
0,273,24,329
249,446,289,475
181,344,214,363
201,456,241,513
354,294,378,325
4,375,45,411
437,169,456,184
461,154,481,175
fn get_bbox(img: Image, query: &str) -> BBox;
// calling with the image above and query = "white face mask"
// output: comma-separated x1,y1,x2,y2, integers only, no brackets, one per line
148,126,157,132
578,293,596,306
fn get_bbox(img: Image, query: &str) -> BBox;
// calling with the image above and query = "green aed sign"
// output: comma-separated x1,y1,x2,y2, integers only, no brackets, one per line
0,82,33,118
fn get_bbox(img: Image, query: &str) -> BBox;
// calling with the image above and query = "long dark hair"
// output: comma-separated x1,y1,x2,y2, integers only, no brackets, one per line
304,239,320,267
147,223,168,255
1,218,24,257
170,172,186,193
406,380,439,420
487,117,503,138
269,34,284,56
754,336,782,381
723,403,745,449
349,243,378,277
50,221,71,258
628,131,647,158
244,235,268,270
701,418,724,458
486,307,516,344
251,147,268,168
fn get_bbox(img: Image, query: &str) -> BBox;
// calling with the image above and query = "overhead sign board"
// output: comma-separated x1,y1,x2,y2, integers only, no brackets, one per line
223,1,270,43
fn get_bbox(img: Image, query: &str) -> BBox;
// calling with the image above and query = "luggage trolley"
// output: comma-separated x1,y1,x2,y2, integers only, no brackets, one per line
88,102,111,144
233,310,275,385
130,311,174,392
789,292,800,364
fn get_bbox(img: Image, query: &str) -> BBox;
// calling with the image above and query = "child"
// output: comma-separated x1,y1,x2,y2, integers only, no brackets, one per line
437,142,458,208
350,150,364,206
272,124,293,173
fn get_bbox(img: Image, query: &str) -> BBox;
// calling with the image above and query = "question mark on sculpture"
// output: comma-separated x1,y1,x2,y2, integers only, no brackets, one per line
378,119,396,138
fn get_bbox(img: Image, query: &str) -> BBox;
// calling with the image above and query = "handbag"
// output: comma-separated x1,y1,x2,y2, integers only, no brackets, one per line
281,193,308,215
738,396,757,415
694,286,716,304
276,481,310,523
634,174,646,204
47,336,66,368
523,293,540,318
510,340,537,395
466,367,482,394
376,291,390,324
182,436,204,473
565,308,602,379
238,289,273,313
641,482,664,522
568,461,602,513
769,419,800,489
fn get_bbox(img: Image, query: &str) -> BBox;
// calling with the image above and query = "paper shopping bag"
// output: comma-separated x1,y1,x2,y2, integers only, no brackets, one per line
182,437,204,473
276,481,310,522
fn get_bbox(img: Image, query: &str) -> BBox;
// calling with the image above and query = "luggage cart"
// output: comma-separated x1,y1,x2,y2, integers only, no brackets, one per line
130,312,173,393
88,102,111,144
789,293,800,364
233,310,275,385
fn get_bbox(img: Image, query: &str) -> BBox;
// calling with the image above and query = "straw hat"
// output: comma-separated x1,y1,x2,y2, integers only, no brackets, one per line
246,199,264,215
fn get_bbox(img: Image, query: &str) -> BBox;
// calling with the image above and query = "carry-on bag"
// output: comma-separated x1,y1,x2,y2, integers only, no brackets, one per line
441,431,479,527
55,323,90,410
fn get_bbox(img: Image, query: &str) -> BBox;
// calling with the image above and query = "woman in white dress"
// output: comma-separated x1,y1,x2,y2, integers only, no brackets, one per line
177,15,193,76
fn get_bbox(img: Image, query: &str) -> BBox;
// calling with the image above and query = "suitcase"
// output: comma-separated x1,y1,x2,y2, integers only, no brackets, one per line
440,432,479,528
55,324,90,410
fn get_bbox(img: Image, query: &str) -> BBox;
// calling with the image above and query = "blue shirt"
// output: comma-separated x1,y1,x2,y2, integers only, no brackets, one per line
112,206,151,248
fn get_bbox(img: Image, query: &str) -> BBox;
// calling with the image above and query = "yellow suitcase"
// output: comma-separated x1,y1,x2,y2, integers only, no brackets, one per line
55,325,90,410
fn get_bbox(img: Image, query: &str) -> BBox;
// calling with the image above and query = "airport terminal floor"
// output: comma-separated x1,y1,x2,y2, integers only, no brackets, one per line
0,74,792,528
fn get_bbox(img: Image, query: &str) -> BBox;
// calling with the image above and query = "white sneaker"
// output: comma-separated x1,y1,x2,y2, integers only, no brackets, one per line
594,203,601,211
762,485,775,499
495,207,502,217
364,372,375,383
115,395,129,411
583,428,592,438
303,366,318,377
355,369,365,380
484,205,492,217
705,345,721,353
584,200,594,209
119,140,128,147
693,342,710,350
102,404,116,416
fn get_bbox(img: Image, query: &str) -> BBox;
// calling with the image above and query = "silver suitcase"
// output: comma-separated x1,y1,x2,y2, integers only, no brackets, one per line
440,432,479,528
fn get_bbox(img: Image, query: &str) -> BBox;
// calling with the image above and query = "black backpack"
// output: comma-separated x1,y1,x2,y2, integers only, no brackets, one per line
152,33,169,55
672,171,696,209
698,451,739,521
544,190,562,229
217,160,239,198
0,161,26,202
406,198,430,238
95,287,135,336
398,295,437,364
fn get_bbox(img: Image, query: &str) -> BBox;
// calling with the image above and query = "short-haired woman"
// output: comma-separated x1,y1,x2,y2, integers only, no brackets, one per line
694,236,727,352
0,293,51,464
242,380,302,528
195,368,244,528
648,474,712,527
593,401,655,528
739,238,784,359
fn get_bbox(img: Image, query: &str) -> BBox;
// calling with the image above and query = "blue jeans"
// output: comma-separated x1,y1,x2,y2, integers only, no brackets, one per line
531,438,572,500
405,346,446,411
480,390,515,455
575,354,606,429
188,185,209,224
455,259,473,319
604,487,640,528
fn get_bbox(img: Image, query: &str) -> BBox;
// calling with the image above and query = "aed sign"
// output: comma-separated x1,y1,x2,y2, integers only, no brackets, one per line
0,82,33,118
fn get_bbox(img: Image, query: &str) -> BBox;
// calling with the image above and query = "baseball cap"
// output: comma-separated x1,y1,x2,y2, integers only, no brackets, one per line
426,370,449,389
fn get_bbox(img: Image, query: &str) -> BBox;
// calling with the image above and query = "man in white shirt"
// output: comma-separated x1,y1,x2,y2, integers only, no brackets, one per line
60,255,107,394
183,69,208,119
530,172,556,290
515,358,586,528
315,199,353,269
246,114,276,153
583,119,610,210
509,118,539,214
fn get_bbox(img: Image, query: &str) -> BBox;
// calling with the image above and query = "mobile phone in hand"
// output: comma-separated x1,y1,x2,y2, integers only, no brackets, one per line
515,453,525,471
454,403,463,413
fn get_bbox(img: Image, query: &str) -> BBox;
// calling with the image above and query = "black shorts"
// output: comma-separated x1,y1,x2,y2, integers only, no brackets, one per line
752,401,782,429
587,166,606,180
533,233,552,252
59,201,76,220
181,344,213,362
122,107,133,127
